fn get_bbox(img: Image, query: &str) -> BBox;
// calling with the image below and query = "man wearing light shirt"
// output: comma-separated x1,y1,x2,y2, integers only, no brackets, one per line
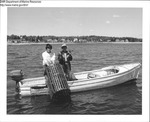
42,44,56,79
42,44,55,67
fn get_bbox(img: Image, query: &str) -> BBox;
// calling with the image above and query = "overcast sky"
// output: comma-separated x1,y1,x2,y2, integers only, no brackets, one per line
8,7,142,38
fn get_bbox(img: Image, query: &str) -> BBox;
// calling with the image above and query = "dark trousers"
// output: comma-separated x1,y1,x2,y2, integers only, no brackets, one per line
62,63,71,80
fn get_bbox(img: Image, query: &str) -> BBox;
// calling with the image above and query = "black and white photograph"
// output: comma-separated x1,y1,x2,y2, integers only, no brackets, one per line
0,1,150,122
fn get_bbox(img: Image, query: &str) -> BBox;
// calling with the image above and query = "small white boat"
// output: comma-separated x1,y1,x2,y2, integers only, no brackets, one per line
12,63,141,97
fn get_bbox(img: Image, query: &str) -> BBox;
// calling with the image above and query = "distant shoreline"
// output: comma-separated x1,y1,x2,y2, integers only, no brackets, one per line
7,42,142,46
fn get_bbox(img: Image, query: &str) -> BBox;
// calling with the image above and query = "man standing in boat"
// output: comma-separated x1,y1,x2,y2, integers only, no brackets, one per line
42,44,55,87
58,44,73,80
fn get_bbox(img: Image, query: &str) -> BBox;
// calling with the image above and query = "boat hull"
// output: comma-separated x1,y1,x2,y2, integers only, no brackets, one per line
17,63,141,96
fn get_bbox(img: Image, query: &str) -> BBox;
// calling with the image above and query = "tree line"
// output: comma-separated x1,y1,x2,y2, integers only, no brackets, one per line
7,34,142,43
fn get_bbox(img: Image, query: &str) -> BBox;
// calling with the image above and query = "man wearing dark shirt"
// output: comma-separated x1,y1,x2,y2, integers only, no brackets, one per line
58,44,72,80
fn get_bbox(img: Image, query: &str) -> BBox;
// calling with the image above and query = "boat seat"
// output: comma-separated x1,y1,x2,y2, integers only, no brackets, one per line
106,69,119,74
87,71,107,78
87,68,119,79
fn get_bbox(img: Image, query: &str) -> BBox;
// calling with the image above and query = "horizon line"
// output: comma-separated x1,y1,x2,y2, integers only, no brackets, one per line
7,34,142,39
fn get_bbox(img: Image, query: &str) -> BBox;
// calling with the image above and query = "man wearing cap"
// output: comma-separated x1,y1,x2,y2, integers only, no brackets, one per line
58,44,73,80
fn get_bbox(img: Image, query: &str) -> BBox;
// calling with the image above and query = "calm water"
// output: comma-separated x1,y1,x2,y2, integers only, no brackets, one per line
7,43,142,114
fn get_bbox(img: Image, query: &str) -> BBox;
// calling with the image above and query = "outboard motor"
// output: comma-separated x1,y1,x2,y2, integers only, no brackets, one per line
10,70,24,90
45,63,71,102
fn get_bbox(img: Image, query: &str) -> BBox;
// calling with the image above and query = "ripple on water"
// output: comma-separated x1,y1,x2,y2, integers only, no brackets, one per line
7,43,142,114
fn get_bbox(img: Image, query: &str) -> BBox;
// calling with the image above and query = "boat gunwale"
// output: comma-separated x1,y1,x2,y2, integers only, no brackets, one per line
69,64,141,87
68,63,141,83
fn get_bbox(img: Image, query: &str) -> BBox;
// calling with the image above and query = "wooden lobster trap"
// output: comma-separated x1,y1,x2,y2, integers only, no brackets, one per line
45,63,71,102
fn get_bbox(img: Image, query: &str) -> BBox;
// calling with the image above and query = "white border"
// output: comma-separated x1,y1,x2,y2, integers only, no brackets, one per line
0,1,150,122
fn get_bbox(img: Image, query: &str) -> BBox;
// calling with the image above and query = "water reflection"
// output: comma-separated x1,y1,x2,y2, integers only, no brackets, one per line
8,79,141,114
70,80,141,114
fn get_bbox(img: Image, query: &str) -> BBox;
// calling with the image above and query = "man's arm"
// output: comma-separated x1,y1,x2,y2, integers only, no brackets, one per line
42,52,48,66
58,52,64,64
67,52,72,61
